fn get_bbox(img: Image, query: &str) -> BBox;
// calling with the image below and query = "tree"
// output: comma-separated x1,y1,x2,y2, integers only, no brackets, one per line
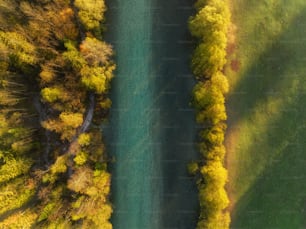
59,112,83,128
211,72,229,94
74,151,88,165
0,210,37,229
0,0,114,227
63,41,86,70
193,82,225,110
0,31,37,66
80,37,113,66
41,87,65,103
80,64,115,94
189,0,231,228
77,133,91,146
68,166,93,194
74,0,106,30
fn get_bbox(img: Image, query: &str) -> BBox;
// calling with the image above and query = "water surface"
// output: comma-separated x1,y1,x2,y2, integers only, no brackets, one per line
105,1,198,228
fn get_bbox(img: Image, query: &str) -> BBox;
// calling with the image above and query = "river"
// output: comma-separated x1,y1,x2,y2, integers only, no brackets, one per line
104,0,198,228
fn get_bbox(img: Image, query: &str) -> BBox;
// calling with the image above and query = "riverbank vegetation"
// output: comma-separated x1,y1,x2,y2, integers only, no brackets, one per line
188,0,231,228
0,0,114,228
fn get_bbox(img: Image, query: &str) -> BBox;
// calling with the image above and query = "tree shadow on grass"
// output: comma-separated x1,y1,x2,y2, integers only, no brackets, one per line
227,7,306,128
228,6,306,229
232,112,306,229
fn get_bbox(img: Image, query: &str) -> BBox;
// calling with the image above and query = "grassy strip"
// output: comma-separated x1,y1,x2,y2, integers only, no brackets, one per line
188,0,231,228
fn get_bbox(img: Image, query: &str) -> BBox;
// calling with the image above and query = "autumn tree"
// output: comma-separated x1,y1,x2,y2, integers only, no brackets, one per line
189,0,231,228
0,0,114,228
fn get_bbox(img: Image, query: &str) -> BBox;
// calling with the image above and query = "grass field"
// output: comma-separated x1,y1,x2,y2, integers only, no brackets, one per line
226,1,306,228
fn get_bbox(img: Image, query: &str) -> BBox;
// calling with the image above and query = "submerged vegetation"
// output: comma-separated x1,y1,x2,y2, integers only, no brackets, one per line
0,0,114,228
188,0,231,228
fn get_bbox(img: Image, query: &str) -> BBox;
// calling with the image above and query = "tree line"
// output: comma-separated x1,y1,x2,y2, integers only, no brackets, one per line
188,0,231,228
0,0,114,228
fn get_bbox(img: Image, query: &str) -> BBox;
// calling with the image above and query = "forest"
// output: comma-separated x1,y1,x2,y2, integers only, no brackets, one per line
0,0,114,228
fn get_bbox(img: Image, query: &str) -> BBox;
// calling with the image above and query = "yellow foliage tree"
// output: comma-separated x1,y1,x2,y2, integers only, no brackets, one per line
80,66,108,93
80,37,113,66
211,72,229,94
189,0,231,228
63,41,86,70
0,0,114,227
77,133,91,146
193,82,225,110
59,112,83,128
100,98,112,110
0,210,37,228
74,0,106,30
41,87,65,103
0,156,32,183
50,155,68,175
39,65,56,84
74,151,88,165
0,31,37,65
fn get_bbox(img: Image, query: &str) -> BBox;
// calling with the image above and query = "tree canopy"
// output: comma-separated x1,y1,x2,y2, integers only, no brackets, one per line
0,0,114,228
189,0,231,228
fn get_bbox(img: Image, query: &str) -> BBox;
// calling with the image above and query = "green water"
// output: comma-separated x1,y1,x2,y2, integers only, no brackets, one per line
105,0,198,228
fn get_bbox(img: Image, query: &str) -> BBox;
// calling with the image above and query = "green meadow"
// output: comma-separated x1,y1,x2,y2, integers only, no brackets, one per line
226,0,306,228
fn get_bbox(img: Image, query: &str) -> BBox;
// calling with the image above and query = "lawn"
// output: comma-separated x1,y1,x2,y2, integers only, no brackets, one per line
225,0,306,228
